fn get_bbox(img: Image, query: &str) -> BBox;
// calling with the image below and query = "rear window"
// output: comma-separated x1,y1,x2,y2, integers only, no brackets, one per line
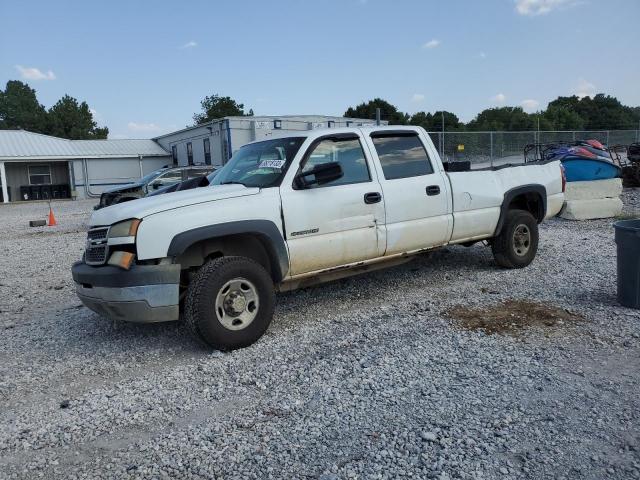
371,134,434,180
187,168,210,179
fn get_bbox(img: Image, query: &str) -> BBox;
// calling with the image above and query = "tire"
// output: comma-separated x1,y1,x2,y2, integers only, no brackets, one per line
491,209,539,269
185,256,275,350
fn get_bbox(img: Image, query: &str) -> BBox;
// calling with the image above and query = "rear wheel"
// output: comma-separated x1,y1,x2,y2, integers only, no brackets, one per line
185,256,275,350
491,209,539,268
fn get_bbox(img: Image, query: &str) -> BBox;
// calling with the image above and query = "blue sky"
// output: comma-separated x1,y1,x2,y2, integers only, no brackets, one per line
1,0,638,138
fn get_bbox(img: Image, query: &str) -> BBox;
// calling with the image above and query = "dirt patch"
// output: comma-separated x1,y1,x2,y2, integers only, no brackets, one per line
448,299,583,335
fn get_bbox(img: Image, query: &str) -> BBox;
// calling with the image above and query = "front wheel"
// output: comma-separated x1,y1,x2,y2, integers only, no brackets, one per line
491,209,539,268
185,256,275,350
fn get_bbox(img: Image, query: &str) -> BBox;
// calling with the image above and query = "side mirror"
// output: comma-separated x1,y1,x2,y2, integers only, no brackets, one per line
294,162,343,188
150,181,162,190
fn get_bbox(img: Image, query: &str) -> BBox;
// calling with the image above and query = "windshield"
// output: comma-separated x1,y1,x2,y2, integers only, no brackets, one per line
210,137,306,188
139,168,167,184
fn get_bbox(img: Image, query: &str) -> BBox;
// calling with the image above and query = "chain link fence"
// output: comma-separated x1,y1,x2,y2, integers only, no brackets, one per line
427,130,640,167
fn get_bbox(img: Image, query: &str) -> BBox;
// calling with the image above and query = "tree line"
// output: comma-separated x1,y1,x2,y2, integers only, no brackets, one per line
0,81,108,139
343,96,640,132
1,80,639,141
194,93,640,132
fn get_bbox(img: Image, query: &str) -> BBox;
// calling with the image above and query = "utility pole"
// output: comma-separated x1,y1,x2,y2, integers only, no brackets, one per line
376,108,381,126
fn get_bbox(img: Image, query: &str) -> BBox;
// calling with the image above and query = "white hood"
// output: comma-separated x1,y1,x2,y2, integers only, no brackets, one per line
90,185,259,227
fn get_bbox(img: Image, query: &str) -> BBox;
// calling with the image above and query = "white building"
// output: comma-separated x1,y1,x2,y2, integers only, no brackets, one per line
154,115,384,167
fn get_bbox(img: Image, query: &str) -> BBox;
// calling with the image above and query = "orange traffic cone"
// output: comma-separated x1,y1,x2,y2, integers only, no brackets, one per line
48,206,57,226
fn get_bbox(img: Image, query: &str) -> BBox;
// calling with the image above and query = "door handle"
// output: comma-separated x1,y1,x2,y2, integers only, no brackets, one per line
364,192,382,204
426,185,441,196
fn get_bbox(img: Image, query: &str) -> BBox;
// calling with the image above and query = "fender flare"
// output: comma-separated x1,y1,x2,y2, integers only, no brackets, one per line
493,184,547,236
167,220,289,282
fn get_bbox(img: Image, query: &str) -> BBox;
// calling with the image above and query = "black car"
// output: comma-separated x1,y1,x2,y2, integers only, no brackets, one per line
147,168,220,197
95,165,214,209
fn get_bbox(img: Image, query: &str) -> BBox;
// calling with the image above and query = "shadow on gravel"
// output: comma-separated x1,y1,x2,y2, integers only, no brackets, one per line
277,246,494,302
447,299,583,335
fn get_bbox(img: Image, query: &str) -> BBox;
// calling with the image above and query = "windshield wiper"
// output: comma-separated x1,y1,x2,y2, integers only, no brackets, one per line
219,181,246,186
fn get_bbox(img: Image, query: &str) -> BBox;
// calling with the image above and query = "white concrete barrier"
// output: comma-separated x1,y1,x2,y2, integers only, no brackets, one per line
564,178,623,201
560,197,623,220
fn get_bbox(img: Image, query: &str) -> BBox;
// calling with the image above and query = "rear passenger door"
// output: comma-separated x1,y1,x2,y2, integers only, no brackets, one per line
365,130,451,255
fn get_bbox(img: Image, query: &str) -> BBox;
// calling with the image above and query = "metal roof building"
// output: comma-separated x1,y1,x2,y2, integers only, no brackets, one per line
0,115,384,203
0,131,171,203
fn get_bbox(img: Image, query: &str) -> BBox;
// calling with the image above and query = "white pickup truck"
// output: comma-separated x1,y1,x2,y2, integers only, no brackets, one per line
72,126,565,349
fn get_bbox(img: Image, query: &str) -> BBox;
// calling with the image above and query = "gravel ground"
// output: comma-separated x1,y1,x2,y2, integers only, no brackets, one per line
1,192,640,480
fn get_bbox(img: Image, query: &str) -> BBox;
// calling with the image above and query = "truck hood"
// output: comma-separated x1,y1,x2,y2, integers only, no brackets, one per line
90,184,259,227
104,182,143,194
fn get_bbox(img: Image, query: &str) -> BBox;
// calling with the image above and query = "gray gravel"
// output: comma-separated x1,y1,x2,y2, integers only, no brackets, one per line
1,192,640,479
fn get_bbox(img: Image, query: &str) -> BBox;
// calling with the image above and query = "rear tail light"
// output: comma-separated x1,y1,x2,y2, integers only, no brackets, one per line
560,164,567,193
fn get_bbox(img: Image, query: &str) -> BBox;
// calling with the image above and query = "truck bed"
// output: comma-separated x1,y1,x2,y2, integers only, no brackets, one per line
445,159,564,243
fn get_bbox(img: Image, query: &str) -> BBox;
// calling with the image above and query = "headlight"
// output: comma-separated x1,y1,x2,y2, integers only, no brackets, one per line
109,219,141,239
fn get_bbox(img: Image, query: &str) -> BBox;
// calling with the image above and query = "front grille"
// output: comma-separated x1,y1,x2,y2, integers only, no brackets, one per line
85,227,109,265
88,227,108,241
86,245,108,264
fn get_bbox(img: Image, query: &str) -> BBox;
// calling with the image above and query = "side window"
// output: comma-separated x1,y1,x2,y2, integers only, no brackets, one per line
371,134,434,180
187,168,209,179
203,138,211,165
29,165,52,185
155,170,183,186
186,142,193,165
300,138,370,188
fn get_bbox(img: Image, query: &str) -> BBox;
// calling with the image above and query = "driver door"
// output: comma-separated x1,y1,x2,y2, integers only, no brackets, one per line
280,133,385,276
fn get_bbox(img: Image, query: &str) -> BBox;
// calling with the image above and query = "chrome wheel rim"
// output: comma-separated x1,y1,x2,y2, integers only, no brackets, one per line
214,278,259,331
512,225,531,257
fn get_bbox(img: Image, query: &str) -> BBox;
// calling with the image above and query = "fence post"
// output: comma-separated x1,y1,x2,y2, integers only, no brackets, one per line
606,131,610,146
489,132,493,167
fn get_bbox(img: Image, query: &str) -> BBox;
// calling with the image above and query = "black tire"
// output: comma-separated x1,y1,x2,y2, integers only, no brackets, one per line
185,256,275,350
491,209,539,269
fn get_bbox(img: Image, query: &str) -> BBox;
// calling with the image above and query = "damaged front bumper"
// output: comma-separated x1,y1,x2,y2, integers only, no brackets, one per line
71,262,180,323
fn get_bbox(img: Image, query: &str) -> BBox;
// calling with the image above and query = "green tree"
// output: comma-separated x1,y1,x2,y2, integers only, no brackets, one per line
344,98,408,125
548,94,637,130
409,111,462,131
193,94,251,125
47,95,108,139
408,111,433,130
467,107,536,131
0,80,47,133
542,105,584,130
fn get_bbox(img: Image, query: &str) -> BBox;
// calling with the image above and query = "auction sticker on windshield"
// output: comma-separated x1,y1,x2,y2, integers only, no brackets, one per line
259,159,286,169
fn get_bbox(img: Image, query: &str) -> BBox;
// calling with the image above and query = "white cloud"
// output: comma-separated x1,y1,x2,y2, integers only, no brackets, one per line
181,41,197,48
422,39,440,49
411,93,426,103
573,78,596,99
127,122,163,133
478,52,487,59
515,0,578,16
89,108,103,123
521,99,540,111
491,93,507,104
15,65,56,81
